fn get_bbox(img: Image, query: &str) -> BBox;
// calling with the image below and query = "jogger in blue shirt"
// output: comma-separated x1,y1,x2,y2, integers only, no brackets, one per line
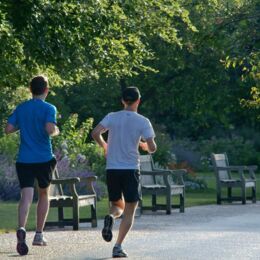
5,75,60,256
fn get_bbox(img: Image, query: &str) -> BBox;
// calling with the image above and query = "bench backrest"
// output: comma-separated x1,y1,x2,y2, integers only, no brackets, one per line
211,153,230,180
140,155,156,185
49,167,64,197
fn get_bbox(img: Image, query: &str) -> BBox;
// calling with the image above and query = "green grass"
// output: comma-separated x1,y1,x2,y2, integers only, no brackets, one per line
0,199,109,233
1,173,259,233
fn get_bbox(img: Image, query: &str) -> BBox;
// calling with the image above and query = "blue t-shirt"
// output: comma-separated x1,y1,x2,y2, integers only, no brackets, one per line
8,98,57,163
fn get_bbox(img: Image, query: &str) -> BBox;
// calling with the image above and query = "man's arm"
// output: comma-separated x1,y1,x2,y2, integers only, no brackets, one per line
91,124,108,154
45,122,60,136
5,123,18,134
139,137,157,153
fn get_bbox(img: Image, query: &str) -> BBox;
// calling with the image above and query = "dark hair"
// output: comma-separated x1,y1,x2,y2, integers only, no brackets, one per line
122,86,141,105
30,75,48,95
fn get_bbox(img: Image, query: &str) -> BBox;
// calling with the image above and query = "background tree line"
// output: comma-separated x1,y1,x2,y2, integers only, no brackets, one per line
0,0,259,167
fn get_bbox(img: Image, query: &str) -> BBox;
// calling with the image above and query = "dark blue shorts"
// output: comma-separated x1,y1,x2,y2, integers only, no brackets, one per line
16,158,56,189
106,169,141,203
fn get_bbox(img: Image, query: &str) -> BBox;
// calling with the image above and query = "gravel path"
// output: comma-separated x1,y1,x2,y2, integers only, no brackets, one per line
1,202,260,259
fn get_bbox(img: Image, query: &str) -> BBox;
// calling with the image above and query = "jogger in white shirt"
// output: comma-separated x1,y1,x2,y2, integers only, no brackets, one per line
92,86,157,258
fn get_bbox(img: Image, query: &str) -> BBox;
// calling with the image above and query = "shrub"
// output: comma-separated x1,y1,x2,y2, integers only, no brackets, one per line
0,155,20,200
0,114,107,201
55,155,107,200
198,136,259,169
0,134,19,162
0,153,106,201
53,114,106,179
167,158,207,190
0,135,21,200
172,136,260,172
151,124,173,167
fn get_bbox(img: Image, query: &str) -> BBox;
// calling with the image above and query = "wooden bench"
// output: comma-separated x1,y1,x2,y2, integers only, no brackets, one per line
211,153,257,204
45,168,97,230
140,155,186,214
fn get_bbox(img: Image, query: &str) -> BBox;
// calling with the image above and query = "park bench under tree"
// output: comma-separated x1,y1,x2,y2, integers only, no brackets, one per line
140,155,186,214
211,153,257,205
45,168,97,230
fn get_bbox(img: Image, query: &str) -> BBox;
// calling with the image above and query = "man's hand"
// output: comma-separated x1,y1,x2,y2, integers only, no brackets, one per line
91,124,108,158
139,141,148,151
139,138,157,153
5,123,18,134
45,123,60,136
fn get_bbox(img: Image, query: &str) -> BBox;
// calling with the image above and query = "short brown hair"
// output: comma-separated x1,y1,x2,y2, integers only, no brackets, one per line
30,75,48,95
122,86,141,105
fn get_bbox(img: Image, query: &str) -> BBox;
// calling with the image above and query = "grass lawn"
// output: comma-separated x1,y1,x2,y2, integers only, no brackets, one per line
1,173,259,234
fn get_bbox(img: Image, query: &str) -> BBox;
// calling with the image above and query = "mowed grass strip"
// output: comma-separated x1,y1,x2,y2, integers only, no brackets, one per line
1,173,259,233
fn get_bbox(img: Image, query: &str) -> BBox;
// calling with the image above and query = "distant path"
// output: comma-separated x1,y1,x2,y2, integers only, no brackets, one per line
1,202,260,259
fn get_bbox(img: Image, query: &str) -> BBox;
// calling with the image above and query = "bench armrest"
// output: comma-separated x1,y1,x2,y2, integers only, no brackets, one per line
153,168,186,185
79,176,98,195
51,177,80,198
216,166,257,180
217,165,257,171
141,170,172,176
79,176,98,182
141,170,172,188
141,169,186,187
169,169,186,185
51,177,80,185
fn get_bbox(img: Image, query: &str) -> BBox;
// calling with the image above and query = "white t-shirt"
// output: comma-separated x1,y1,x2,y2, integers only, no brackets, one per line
100,110,155,170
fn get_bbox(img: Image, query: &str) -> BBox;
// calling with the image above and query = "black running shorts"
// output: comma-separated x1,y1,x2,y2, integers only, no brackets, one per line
106,169,141,203
16,158,57,189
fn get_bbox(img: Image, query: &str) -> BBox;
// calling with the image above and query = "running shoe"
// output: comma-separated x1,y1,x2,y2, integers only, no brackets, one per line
16,228,29,256
112,246,128,258
102,215,114,242
32,232,47,246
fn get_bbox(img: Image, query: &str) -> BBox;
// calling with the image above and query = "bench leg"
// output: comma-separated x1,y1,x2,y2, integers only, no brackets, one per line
252,187,256,203
180,192,185,213
91,203,97,228
217,188,221,205
242,187,246,204
58,207,64,228
73,202,79,230
152,194,157,212
166,192,171,215
227,187,232,203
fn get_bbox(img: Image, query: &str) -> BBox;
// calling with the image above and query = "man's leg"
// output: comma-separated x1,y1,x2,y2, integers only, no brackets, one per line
17,187,34,255
112,201,138,258
18,187,34,228
33,158,55,246
36,187,50,232
110,199,125,218
32,186,50,246
115,201,138,245
102,199,125,242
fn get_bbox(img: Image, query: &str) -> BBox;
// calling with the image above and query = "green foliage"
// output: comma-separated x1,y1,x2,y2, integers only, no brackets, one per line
0,0,195,137
0,8,26,86
47,77,122,126
54,114,93,160
222,0,260,118
54,114,106,178
0,0,193,82
126,0,260,138
199,136,259,167
172,136,259,172
0,0,259,147
151,124,173,167
0,133,19,162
